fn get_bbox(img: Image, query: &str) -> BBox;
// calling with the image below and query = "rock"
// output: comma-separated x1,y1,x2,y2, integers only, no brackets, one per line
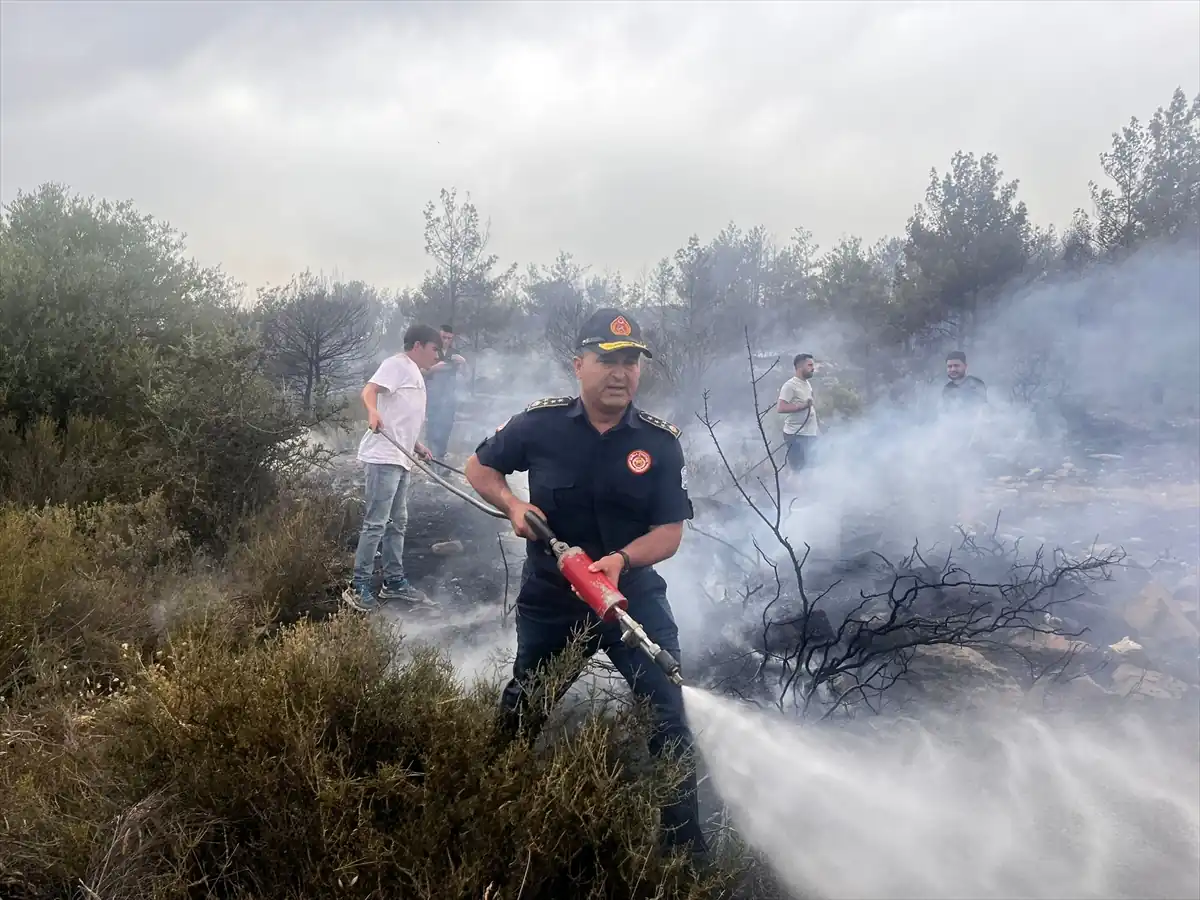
1024,671,1115,710
1173,575,1199,623
1008,630,1099,668
1107,635,1154,668
907,644,1023,709
1059,673,1116,703
1123,581,1200,643
432,540,464,556
1110,663,1190,700
1109,635,1144,654
1063,600,1131,646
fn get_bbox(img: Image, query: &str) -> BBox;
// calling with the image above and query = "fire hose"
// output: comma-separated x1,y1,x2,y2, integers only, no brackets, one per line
520,510,684,687
371,427,684,686
374,428,507,519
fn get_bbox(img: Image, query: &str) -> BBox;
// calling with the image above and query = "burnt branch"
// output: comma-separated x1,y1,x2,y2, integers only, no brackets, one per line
684,520,758,571
693,331,1124,720
695,328,809,604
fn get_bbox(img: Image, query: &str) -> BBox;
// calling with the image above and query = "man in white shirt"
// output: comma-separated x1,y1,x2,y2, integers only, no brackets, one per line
776,353,820,472
346,323,442,612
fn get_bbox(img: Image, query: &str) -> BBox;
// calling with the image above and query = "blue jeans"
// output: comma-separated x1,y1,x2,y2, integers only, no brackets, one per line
784,432,816,470
498,563,706,852
352,463,411,588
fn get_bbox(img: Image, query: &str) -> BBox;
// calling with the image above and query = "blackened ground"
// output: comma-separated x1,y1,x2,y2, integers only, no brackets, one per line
400,475,511,602
333,450,511,605
331,453,524,673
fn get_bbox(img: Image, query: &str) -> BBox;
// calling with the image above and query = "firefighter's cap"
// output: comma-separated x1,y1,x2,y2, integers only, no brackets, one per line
575,308,653,359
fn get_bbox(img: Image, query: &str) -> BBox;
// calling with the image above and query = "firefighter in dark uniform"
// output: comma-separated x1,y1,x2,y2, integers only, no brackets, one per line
464,308,707,856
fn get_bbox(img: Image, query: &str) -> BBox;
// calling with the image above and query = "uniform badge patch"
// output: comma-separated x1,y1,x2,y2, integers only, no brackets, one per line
610,316,632,337
626,449,652,475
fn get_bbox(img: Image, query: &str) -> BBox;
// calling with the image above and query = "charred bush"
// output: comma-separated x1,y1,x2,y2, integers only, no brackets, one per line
690,334,1124,718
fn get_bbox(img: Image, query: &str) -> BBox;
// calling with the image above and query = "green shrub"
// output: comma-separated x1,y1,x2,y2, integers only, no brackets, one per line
819,381,864,421
0,184,240,428
0,499,167,710
1,185,326,547
0,482,354,717
0,448,764,899
227,486,357,629
0,415,135,508
3,613,748,900
121,328,326,548
0,364,323,551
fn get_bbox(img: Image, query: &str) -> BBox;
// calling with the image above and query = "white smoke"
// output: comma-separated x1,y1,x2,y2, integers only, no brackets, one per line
685,686,1200,900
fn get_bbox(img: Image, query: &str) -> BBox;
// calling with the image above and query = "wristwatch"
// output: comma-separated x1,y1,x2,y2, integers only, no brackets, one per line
615,549,632,573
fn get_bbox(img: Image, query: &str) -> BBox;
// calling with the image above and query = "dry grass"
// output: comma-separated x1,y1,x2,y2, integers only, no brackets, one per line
0,488,760,900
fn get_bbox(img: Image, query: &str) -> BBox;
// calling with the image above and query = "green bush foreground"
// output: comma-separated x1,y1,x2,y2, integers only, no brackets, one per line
0,491,758,900
0,183,784,900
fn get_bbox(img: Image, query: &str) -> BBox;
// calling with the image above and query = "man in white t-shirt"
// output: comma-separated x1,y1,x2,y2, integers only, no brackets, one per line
345,323,442,612
776,353,820,472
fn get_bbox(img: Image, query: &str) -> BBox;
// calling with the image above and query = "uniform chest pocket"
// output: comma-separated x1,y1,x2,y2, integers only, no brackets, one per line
528,469,583,511
601,475,653,519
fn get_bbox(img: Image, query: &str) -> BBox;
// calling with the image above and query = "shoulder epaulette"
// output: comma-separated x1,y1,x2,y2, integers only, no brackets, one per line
525,396,574,412
637,410,681,438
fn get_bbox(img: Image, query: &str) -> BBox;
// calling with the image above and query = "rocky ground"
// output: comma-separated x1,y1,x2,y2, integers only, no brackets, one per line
967,423,1200,703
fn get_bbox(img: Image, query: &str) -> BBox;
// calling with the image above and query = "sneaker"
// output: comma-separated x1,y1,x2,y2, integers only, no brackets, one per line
379,579,438,608
342,584,380,613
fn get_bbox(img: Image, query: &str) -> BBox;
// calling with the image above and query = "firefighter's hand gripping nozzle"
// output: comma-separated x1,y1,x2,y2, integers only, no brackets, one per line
523,512,684,687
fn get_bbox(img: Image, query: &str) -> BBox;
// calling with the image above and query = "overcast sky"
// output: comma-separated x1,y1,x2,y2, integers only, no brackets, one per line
3,0,1198,295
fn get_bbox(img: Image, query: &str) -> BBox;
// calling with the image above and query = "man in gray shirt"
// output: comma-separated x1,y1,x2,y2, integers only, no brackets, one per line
777,353,820,471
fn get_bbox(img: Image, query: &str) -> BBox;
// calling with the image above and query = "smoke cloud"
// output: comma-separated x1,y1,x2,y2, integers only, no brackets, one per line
375,238,1197,899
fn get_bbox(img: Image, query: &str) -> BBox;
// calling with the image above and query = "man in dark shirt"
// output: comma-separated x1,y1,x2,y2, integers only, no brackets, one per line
464,308,706,856
423,324,466,459
941,350,988,410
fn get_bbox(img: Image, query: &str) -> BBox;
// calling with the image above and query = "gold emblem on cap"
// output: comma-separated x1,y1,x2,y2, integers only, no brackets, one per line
609,316,632,337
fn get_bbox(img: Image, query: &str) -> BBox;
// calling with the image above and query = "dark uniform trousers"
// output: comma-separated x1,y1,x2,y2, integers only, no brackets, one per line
425,405,455,460
497,559,706,852
425,356,457,459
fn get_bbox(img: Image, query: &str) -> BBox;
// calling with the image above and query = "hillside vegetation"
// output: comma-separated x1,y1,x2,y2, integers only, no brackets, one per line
1,85,1195,898
0,189,750,899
